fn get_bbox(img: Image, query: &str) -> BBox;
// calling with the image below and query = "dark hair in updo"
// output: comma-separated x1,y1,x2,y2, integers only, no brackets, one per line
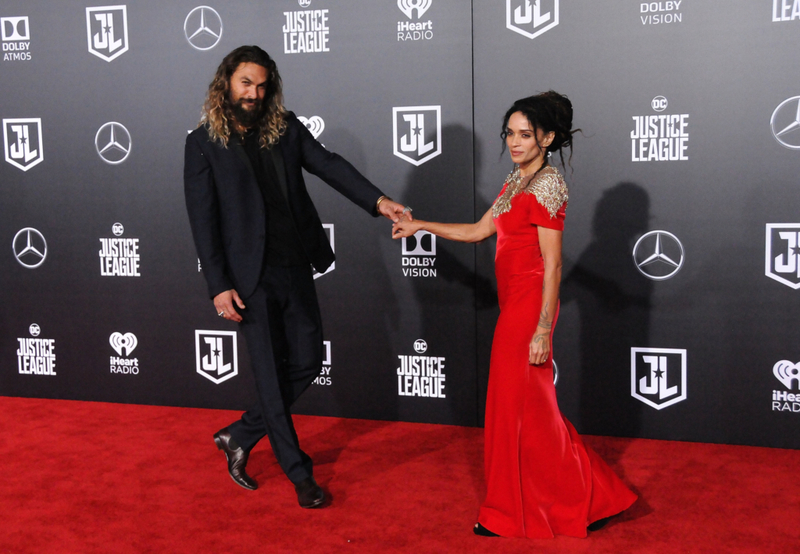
501,90,578,170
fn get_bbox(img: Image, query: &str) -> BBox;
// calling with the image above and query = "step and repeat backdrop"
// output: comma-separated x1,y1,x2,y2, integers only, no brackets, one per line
1,1,798,448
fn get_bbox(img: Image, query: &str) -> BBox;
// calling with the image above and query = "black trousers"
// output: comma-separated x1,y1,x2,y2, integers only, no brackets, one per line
227,264,322,485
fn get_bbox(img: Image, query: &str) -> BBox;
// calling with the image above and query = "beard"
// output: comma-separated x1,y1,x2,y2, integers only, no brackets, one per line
230,97,265,129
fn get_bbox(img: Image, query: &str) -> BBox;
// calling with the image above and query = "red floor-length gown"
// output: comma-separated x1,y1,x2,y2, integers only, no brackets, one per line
477,165,637,539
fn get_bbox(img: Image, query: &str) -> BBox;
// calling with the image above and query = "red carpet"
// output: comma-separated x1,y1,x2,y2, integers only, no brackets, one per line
1,396,798,553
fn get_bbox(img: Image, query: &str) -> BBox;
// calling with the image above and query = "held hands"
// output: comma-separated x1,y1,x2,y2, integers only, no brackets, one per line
378,198,413,223
392,216,424,239
214,289,245,323
529,327,551,365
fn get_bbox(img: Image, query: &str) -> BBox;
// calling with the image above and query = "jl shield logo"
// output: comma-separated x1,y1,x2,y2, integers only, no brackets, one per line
507,0,559,39
313,224,335,280
765,224,800,289
633,230,684,280
398,0,432,19
631,347,687,410
13,227,47,268
95,122,131,164
86,5,128,62
109,332,137,356
770,96,800,150
3,118,43,171
298,116,325,140
184,6,222,51
195,330,238,384
393,106,441,166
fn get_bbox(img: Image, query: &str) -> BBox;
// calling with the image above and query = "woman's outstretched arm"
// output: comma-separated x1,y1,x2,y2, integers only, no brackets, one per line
391,207,497,243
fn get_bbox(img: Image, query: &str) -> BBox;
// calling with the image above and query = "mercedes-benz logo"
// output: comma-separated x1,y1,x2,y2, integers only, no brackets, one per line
29,323,40,337
414,339,428,354
633,230,685,281
95,122,131,165
184,6,223,51
771,96,800,150
112,222,124,236
13,227,47,268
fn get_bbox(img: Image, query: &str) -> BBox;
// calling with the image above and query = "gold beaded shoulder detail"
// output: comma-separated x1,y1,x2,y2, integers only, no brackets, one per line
492,165,569,219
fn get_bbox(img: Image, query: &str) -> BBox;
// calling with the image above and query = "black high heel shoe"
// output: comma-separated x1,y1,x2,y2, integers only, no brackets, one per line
473,523,499,537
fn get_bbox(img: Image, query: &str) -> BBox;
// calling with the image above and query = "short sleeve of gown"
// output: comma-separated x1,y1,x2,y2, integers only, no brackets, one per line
527,169,568,231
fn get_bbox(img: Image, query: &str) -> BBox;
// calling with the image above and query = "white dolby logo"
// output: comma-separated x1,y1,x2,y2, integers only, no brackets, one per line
298,116,324,140
313,223,335,280
633,230,684,281
86,5,128,62
184,6,222,51
1,16,29,41
506,0,559,40
398,0,432,19
3,118,43,171
765,224,800,289
770,96,800,150
95,122,131,164
393,105,441,166
13,227,47,268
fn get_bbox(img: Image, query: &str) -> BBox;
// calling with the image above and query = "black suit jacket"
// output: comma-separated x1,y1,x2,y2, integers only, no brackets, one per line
184,111,384,299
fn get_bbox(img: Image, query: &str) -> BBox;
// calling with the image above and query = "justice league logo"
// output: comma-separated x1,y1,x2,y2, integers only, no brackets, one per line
86,5,129,62
393,106,441,166
631,347,687,410
3,118,43,171
506,0,559,39
765,224,800,289
195,330,238,384
772,0,800,22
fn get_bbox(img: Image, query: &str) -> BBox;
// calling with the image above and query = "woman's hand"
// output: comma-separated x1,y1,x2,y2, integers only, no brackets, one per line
529,325,551,365
392,218,425,239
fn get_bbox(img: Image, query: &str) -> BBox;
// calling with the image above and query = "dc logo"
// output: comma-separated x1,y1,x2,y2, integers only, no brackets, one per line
398,0,432,19
195,330,238,384
414,339,427,353
29,323,40,337
1,16,29,40
313,224,335,280
632,230,684,281
112,222,124,236
506,0,559,40
13,227,47,269
765,224,800,289
652,96,668,112
393,105,441,166
774,361,800,390
109,332,137,356
298,0,312,6
631,347,687,410
770,96,800,150
184,6,223,51
95,122,131,164
3,118,44,171
402,231,436,256
298,116,325,140
86,6,129,62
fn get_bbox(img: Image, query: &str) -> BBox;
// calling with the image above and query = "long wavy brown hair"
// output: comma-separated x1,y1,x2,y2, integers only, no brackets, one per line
200,45,287,148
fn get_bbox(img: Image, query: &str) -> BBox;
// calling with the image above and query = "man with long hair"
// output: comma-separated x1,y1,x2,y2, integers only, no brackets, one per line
184,45,408,508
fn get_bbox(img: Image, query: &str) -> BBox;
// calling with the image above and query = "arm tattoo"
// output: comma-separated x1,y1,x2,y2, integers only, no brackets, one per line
537,301,552,330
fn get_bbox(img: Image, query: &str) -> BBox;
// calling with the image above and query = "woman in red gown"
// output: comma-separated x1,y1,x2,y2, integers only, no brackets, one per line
392,92,636,539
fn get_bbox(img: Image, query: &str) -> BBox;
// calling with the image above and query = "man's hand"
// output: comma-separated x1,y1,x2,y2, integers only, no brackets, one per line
378,198,413,223
214,289,245,322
